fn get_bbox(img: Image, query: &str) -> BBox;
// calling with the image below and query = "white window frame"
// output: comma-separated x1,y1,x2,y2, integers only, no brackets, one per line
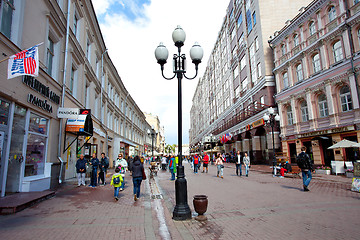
312,54,321,73
333,41,343,62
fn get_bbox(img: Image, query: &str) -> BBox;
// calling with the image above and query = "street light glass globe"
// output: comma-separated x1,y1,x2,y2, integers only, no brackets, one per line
275,114,280,121
190,42,203,64
263,113,270,121
155,42,168,64
268,107,274,115
147,129,151,135
172,25,186,47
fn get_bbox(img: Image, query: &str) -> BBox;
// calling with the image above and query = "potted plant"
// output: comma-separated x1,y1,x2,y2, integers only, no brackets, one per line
346,169,354,178
315,165,331,175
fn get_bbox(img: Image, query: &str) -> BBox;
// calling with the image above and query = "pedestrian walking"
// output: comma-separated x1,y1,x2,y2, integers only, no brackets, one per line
235,151,242,176
130,155,144,201
193,154,200,173
215,153,224,178
202,152,209,173
169,155,176,180
296,146,313,191
89,153,99,187
98,152,109,185
115,153,128,191
75,154,87,186
243,152,250,177
110,167,123,201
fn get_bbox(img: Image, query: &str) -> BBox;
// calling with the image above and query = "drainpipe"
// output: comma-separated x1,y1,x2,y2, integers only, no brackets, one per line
57,0,71,183
344,0,360,108
100,49,108,157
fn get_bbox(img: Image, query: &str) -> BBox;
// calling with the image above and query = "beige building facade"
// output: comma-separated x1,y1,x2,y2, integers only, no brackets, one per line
190,0,312,164
270,0,360,166
144,112,165,155
0,0,147,196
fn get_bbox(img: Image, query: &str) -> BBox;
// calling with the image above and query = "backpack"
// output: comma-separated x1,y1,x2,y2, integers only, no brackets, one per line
296,153,308,169
113,176,120,184
194,156,199,164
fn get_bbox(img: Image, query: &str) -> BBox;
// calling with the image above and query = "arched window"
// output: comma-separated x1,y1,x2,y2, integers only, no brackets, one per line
287,105,294,125
283,72,289,89
294,34,299,47
312,53,321,73
318,94,329,117
340,85,353,112
309,21,316,35
281,44,286,56
333,41,343,62
301,101,309,122
296,63,303,82
328,6,336,22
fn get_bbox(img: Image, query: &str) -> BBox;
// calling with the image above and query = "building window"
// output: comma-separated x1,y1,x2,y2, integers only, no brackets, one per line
231,27,236,40
0,0,15,38
26,113,49,177
255,37,259,51
233,65,239,79
328,6,336,22
296,63,303,82
73,11,78,37
237,13,243,27
240,56,246,70
246,9,252,34
242,77,248,91
340,85,353,112
283,72,289,89
287,106,293,125
309,21,316,36
281,44,286,56
252,12,256,26
257,62,262,78
294,34,299,47
312,53,321,73
85,84,89,108
94,95,99,118
318,94,329,117
70,66,76,96
333,41,343,62
260,96,264,106
301,101,309,122
46,37,54,76
86,37,91,60
239,33,244,47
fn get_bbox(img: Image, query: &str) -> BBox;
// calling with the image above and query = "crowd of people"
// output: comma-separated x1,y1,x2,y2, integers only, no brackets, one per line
75,153,146,202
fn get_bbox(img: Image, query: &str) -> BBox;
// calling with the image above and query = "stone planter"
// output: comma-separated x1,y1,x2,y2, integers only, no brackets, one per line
193,195,208,221
346,172,354,178
315,169,331,175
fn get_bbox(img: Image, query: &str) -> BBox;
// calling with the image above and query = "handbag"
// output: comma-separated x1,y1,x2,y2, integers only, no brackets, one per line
142,168,147,180
221,165,224,168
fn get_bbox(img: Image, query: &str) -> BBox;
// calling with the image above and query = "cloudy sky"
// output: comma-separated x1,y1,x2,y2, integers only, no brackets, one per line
92,0,229,145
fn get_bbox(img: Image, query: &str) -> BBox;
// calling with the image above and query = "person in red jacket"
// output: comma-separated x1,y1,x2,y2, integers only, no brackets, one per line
202,153,209,173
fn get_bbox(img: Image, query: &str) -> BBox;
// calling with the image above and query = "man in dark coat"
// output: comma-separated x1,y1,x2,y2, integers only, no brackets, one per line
297,146,313,192
89,153,99,187
98,152,109,185
76,154,87,186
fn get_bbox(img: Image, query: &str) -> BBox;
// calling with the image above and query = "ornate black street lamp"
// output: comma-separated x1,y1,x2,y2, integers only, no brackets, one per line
263,107,280,176
155,25,203,220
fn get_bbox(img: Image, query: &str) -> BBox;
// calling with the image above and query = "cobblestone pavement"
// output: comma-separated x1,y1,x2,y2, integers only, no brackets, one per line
0,163,359,240
157,162,360,240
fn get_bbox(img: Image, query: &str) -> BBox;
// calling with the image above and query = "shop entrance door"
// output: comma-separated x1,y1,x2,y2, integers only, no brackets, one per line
6,105,27,194
288,143,297,164
0,98,11,196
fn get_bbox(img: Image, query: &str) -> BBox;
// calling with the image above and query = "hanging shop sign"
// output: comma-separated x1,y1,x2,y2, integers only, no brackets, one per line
252,118,265,128
65,109,93,136
57,108,80,119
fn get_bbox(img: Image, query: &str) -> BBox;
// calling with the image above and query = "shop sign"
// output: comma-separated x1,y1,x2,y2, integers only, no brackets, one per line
298,125,355,138
23,76,60,104
57,108,80,119
252,119,265,128
66,115,86,132
27,93,53,113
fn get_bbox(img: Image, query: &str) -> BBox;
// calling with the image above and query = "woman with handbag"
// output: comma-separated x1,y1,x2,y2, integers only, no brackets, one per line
130,155,144,201
215,153,224,178
243,152,250,177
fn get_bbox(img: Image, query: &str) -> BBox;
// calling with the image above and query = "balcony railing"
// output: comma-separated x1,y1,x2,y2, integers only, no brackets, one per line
212,102,270,135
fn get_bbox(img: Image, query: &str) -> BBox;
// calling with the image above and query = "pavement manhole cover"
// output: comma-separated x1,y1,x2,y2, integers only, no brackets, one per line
151,194,163,199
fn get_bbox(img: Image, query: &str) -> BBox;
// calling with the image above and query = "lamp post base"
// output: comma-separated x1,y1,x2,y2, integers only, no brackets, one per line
172,166,192,221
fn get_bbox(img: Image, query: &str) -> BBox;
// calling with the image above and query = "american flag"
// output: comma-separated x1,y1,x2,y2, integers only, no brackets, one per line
7,44,39,79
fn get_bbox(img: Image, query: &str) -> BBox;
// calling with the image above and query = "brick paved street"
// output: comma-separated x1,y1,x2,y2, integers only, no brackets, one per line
0,162,359,240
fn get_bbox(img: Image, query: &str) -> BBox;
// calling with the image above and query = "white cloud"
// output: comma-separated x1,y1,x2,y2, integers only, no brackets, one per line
92,0,228,144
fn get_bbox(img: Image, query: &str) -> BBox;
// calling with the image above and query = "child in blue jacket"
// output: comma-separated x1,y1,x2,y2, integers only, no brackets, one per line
111,168,123,201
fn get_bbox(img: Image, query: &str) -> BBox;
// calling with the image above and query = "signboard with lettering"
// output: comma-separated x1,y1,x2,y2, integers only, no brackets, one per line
57,108,80,119
66,115,86,132
298,126,355,138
